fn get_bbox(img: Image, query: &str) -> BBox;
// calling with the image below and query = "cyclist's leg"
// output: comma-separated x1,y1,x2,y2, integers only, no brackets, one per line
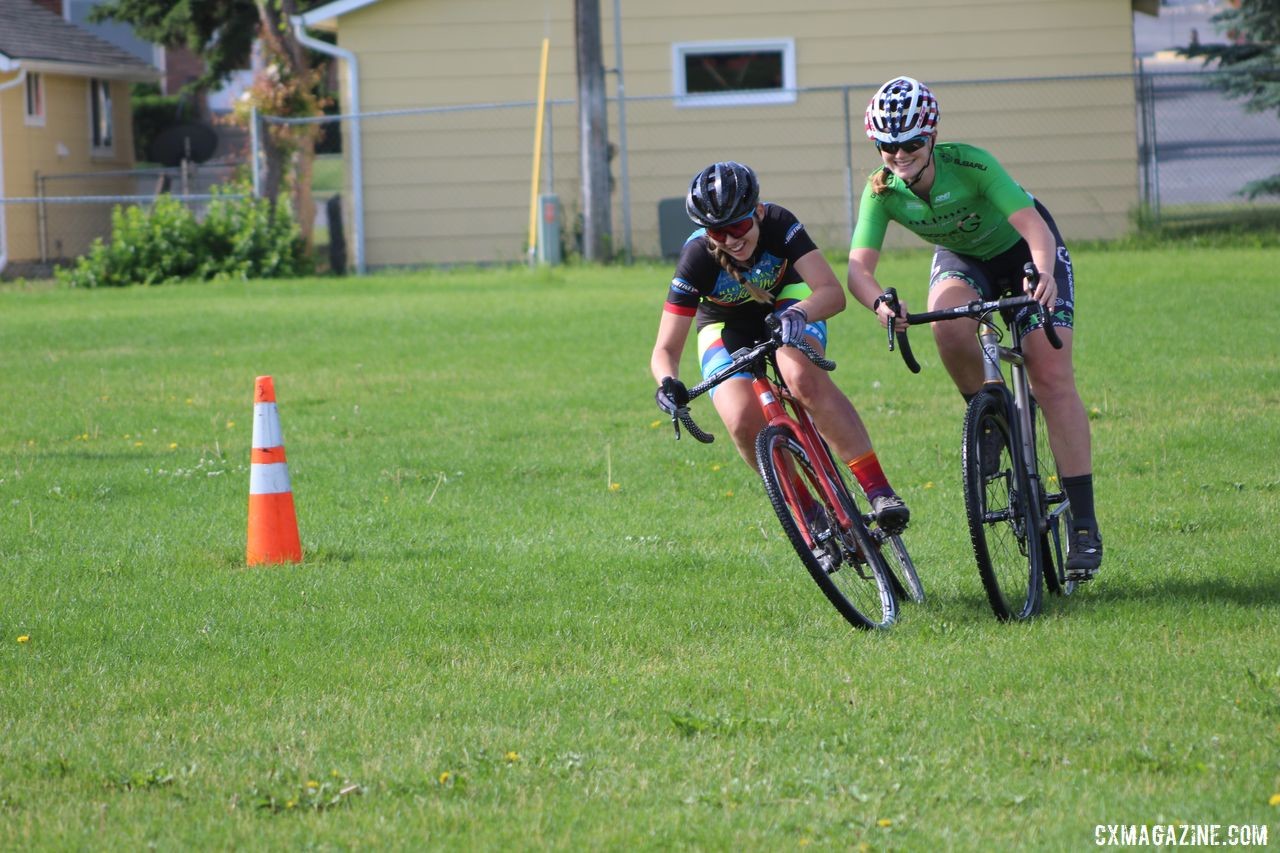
926,250,989,395
775,325,908,531
1011,206,1102,577
697,323,766,467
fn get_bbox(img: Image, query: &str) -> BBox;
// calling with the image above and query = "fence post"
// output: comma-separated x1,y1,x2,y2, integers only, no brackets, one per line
250,106,262,199
842,86,855,243
35,171,48,263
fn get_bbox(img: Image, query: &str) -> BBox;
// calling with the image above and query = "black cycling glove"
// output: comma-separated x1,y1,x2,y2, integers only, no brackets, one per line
655,376,689,415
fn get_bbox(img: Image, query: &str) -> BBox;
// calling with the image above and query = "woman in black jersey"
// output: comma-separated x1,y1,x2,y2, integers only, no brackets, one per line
651,161,909,532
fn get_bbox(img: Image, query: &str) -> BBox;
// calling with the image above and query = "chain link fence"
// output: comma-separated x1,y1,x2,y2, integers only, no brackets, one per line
272,67,1278,270
1135,65,1280,216
3,68,1275,277
0,160,243,278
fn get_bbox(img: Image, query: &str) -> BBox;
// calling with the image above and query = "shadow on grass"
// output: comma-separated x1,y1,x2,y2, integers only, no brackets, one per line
1076,574,1280,611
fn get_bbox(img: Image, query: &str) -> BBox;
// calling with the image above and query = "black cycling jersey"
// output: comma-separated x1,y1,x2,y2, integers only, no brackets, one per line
665,203,819,331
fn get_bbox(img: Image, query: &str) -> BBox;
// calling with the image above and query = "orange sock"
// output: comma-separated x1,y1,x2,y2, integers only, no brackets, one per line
848,450,892,501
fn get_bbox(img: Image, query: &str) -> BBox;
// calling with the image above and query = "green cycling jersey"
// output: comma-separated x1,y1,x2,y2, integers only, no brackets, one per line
851,142,1034,261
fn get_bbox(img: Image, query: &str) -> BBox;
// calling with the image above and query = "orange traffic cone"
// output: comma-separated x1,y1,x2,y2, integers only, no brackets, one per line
247,375,302,565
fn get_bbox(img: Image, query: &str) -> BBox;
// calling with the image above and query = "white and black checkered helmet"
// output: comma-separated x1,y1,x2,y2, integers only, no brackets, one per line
865,77,940,144
685,161,760,228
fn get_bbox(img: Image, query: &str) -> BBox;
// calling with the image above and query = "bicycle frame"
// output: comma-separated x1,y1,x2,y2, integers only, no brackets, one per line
746,357,862,539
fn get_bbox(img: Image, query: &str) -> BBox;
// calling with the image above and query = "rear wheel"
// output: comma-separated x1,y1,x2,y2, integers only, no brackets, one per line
756,425,898,630
1032,397,1076,597
961,391,1042,621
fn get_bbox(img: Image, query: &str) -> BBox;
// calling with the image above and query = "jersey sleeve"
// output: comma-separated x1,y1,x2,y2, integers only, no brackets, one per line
969,146,1034,217
770,205,819,261
664,237,708,316
850,180,890,252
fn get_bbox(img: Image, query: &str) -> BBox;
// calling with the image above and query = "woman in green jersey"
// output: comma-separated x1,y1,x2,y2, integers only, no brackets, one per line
846,76,1102,581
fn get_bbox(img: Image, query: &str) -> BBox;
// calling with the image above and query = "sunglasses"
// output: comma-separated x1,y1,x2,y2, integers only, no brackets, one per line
705,216,755,242
876,136,929,155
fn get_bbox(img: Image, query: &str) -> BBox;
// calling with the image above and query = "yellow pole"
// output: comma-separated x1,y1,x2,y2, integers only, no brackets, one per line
527,38,551,262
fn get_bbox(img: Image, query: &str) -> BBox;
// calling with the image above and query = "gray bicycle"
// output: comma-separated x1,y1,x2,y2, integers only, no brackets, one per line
881,263,1074,621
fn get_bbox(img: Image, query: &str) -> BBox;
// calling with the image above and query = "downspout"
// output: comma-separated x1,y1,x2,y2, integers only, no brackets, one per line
289,17,366,274
0,67,28,276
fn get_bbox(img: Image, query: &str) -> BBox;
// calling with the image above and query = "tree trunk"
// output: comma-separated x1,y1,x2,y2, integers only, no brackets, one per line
256,0,318,251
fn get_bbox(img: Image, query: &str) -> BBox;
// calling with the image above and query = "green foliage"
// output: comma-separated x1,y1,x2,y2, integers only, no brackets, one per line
130,82,194,161
55,190,309,288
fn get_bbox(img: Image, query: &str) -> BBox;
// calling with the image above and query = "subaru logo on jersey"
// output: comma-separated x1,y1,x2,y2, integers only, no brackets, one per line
784,222,803,244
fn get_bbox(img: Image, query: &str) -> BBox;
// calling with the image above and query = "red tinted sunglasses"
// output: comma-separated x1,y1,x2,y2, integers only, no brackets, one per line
705,216,755,242
876,135,929,155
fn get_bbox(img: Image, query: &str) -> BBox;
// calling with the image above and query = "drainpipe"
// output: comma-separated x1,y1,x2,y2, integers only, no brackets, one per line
0,67,28,276
289,16,366,274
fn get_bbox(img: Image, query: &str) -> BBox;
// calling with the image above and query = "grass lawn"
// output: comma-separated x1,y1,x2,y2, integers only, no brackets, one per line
1,246,1278,848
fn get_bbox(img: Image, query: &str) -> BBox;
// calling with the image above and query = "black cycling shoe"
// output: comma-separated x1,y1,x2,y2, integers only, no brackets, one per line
1065,521,1103,582
871,493,910,535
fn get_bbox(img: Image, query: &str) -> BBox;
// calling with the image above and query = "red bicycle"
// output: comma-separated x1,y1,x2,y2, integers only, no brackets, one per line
668,320,922,630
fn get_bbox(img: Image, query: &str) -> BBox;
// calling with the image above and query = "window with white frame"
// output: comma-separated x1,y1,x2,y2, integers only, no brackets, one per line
672,38,796,107
90,78,113,152
24,72,45,125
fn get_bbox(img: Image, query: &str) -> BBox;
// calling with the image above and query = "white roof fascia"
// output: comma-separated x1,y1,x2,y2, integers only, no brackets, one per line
20,59,160,82
297,0,382,29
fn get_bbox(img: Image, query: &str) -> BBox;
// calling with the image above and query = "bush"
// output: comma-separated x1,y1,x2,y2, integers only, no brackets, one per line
56,189,311,288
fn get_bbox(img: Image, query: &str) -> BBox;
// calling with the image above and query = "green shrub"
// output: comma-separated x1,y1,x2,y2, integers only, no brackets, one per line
57,188,310,288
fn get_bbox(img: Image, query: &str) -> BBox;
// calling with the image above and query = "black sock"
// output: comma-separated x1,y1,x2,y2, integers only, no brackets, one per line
1062,474,1095,528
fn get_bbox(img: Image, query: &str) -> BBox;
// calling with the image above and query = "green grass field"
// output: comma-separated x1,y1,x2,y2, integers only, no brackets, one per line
2,246,1278,849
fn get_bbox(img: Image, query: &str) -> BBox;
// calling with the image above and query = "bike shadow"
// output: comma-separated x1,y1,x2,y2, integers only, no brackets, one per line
1074,572,1280,611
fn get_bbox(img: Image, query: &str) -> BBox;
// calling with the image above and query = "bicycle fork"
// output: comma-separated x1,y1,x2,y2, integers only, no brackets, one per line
751,375,859,543
979,323,1046,535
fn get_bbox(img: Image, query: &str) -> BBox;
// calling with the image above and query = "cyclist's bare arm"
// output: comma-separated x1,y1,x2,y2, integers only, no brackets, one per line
1007,206,1058,307
651,310,693,384
848,247,905,330
790,249,847,321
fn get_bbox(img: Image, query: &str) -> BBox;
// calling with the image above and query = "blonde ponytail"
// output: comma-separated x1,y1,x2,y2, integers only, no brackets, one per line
708,242,774,305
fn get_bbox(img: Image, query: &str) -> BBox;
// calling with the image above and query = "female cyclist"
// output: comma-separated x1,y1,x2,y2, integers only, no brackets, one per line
652,161,909,532
846,77,1102,580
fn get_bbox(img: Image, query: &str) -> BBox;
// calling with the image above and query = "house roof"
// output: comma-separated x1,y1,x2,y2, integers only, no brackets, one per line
296,0,381,30
0,0,159,80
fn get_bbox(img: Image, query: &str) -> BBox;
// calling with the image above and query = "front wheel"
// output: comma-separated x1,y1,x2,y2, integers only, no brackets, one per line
961,391,1043,621
755,425,898,630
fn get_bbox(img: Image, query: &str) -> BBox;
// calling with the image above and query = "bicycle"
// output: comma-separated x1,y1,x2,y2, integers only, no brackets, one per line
880,263,1074,621
666,318,923,630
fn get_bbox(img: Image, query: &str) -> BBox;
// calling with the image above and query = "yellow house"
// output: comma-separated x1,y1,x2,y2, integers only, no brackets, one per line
0,0,159,276
297,0,1161,268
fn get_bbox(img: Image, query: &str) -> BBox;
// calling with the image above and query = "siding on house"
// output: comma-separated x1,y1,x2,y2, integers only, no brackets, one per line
1,74,139,262
317,0,1142,266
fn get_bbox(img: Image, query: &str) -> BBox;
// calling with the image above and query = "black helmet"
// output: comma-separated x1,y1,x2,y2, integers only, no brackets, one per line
685,161,759,228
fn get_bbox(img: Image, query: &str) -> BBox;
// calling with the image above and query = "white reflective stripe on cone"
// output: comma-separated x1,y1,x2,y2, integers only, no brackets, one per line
252,402,283,449
250,462,292,495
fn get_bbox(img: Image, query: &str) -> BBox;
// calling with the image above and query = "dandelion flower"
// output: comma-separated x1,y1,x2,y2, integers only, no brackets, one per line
877,818,892,827
438,771,451,785
609,483,621,492
711,464,721,472
1270,793,1280,806
226,421,235,429
724,490,734,497
650,419,664,429
505,751,520,763
306,780,318,789
17,635,30,643
924,481,935,489
285,799,296,809
330,769,341,778
169,443,178,450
